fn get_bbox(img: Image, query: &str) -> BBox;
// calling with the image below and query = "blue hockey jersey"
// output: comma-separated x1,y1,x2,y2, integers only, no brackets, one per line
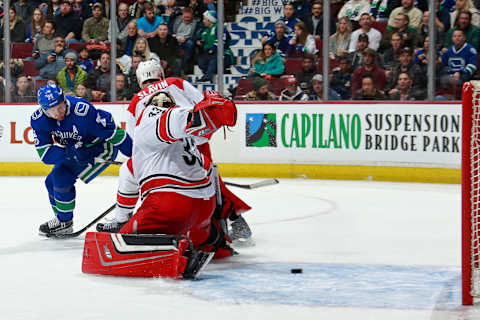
442,42,478,77
30,95,132,165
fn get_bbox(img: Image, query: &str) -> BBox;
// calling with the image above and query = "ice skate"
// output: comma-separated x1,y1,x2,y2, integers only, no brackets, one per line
230,215,254,247
39,217,73,236
96,216,129,233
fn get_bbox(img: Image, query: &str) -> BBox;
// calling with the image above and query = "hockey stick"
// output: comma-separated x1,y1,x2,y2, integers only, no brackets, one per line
224,179,279,189
46,204,116,239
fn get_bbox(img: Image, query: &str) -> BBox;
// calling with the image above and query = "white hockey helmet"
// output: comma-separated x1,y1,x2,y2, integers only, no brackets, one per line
136,59,164,87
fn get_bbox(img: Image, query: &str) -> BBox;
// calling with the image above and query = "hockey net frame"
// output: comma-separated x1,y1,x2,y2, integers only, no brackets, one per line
462,80,480,305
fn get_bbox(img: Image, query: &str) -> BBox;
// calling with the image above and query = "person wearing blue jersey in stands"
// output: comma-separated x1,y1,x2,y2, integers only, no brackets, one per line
31,83,132,236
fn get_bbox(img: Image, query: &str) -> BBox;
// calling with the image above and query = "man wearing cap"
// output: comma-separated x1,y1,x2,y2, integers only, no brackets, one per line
309,74,341,101
54,0,83,45
351,48,386,95
279,77,309,101
349,13,382,52
261,20,291,56
56,52,88,95
245,77,276,101
82,3,109,44
196,10,234,82
348,33,370,70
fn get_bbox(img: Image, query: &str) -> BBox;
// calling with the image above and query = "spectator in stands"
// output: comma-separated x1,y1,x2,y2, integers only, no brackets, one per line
351,48,386,95
149,24,181,76
160,0,184,28
245,77,277,101
337,0,371,29
77,46,94,73
172,7,197,73
414,37,444,87
451,0,480,28
11,74,35,103
56,52,87,95
288,21,319,56
370,0,389,21
74,82,92,100
54,0,83,45
34,36,76,80
133,37,161,63
387,0,423,28
417,11,445,50
126,53,143,94
275,2,302,34
295,55,318,86
86,51,116,101
309,74,341,100
380,13,419,52
434,0,452,32
262,20,291,57
328,17,352,60
249,42,284,79
279,76,309,101
72,0,92,22
387,71,426,100
120,21,140,57
115,73,133,101
353,73,386,100
349,13,382,53
384,47,425,95
109,2,133,41
292,0,312,20
32,21,56,58
129,0,148,19
137,2,166,41
442,10,480,52
2,6,27,43
13,0,35,24
26,8,46,44
44,0,60,19
196,10,234,82
82,3,109,44
348,33,370,70
304,0,334,40
331,56,353,99
440,29,478,90
382,32,404,70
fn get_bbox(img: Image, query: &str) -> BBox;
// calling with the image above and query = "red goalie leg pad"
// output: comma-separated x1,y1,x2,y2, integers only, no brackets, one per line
82,232,189,278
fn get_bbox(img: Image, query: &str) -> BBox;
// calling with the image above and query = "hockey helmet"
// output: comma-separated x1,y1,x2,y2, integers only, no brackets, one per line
37,82,65,110
136,59,164,87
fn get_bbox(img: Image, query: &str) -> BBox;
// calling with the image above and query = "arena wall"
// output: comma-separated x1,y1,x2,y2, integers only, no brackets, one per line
0,101,461,183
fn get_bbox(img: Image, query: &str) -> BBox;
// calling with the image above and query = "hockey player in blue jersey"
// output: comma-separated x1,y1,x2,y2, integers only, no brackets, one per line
31,83,132,236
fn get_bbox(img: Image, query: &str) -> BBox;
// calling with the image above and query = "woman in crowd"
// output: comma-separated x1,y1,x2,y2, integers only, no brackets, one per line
288,21,318,57
249,42,285,78
26,8,46,43
328,17,352,60
44,0,61,20
132,37,161,64
450,0,480,27
2,7,27,43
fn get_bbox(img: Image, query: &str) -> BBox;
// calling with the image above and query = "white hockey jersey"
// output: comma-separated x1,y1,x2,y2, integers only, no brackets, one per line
133,103,215,200
127,78,204,139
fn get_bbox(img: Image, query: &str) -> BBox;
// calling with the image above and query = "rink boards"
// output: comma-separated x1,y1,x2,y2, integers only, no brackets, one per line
0,101,461,183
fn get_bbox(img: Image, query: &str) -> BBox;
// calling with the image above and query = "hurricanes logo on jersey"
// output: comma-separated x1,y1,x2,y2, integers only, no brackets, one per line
246,113,277,147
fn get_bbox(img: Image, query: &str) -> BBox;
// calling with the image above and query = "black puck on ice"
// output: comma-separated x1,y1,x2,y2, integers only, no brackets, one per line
290,268,303,274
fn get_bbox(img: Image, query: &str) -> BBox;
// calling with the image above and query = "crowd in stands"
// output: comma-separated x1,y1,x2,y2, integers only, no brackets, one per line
0,0,479,102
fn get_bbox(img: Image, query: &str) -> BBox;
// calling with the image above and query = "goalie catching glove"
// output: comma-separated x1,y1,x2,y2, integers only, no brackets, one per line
186,90,237,138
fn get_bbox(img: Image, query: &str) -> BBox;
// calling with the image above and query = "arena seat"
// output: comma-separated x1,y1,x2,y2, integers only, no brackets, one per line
234,77,286,98
34,79,49,91
372,21,388,33
283,59,303,75
11,43,34,59
67,42,85,53
23,60,39,77
235,78,254,96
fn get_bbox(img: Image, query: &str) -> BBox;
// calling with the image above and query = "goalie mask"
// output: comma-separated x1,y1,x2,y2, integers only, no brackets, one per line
136,60,165,87
146,90,176,109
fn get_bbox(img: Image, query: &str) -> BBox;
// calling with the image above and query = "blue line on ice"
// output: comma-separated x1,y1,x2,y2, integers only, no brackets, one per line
183,263,461,309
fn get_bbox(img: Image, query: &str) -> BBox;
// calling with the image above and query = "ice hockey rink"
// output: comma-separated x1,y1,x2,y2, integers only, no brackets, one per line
1,176,478,320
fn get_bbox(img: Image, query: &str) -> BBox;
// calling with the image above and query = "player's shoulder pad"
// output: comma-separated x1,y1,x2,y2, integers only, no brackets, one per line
165,77,184,90
31,107,44,121
68,96,92,117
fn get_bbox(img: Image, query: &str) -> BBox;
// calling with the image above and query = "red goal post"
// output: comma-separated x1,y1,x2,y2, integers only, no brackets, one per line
462,80,480,305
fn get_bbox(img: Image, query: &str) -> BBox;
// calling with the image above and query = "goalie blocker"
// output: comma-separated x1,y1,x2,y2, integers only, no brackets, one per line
82,232,214,279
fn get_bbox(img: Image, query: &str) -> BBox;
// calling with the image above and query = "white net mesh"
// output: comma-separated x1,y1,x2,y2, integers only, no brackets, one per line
471,81,480,297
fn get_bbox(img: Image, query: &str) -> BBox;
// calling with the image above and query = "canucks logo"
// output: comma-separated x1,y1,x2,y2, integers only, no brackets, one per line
246,113,276,147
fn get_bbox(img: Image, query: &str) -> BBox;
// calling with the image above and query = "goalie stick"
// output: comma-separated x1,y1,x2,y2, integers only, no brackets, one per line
46,204,116,239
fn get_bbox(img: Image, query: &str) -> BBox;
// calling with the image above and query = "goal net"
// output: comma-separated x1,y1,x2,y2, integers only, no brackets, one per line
462,80,480,305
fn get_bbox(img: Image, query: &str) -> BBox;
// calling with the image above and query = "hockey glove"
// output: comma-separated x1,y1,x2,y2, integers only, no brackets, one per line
66,144,103,165
185,91,237,138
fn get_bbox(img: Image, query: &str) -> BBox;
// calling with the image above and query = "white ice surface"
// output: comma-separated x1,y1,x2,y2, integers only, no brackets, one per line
0,177,478,319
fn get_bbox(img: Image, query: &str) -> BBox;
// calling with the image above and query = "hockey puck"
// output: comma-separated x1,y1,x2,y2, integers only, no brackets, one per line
290,268,303,274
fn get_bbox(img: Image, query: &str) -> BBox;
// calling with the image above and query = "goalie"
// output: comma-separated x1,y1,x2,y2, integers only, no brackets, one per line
83,90,238,279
